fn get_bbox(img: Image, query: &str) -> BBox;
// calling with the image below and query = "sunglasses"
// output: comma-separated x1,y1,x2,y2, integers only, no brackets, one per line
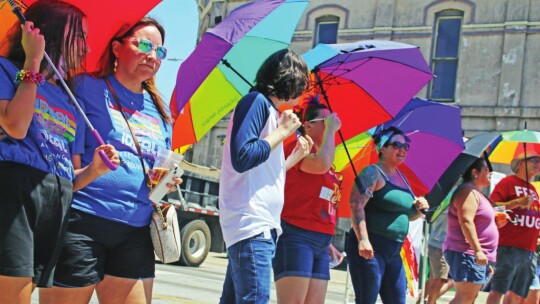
387,141,410,151
129,37,167,60
524,157,540,164
308,117,327,123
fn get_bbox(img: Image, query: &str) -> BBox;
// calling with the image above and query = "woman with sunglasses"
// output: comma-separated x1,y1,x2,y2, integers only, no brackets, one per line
40,17,178,304
0,1,119,303
272,97,342,303
345,126,429,304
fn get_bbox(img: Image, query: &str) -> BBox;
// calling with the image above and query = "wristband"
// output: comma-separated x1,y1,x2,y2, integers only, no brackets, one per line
14,69,45,86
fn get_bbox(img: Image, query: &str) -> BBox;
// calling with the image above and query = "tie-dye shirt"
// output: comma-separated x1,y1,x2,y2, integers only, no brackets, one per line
0,57,84,180
71,75,172,227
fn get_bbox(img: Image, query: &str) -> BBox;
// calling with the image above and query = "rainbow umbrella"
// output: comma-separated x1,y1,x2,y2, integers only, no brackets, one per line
489,129,540,190
302,40,434,144
170,0,310,150
489,130,540,164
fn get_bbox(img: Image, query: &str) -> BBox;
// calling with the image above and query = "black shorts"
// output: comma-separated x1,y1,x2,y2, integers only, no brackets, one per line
0,162,73,287
53,209,155,287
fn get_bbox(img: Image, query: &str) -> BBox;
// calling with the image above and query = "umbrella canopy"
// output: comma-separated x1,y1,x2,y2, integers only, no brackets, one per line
301,40,434,144
425,132,501,218
489,130,540,165
0,0,161,72
336,98,464,218
170,0,310,150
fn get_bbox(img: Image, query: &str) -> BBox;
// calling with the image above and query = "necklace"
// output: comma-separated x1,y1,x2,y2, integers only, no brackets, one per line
120,86,136,107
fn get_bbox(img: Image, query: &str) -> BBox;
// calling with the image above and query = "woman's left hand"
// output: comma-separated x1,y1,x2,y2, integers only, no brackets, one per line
166,177,183,194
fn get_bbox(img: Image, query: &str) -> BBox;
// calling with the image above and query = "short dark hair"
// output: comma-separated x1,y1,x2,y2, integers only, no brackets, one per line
296,94,328,135
252,49,308,101
462,158,486,182
298,94,327,122
4,0,87,81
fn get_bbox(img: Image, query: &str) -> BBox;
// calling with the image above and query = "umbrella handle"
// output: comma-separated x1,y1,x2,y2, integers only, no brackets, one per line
8,1,117,171
91,130,119,170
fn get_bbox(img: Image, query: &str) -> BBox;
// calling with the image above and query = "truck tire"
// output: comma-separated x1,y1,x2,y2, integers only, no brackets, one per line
180,220,211,267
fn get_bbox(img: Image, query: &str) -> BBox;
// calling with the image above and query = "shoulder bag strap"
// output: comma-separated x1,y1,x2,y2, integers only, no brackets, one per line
104,77,152,190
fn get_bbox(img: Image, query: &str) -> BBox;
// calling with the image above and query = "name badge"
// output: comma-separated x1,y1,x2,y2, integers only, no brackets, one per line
319,186,334,201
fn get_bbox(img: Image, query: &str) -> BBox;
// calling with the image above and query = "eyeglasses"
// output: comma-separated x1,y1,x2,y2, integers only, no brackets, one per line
129,37,167,60
525,157,540,164
387,141,410,151
308,117,327,123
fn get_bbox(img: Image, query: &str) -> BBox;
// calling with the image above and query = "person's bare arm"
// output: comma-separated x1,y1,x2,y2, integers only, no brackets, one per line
350,165,379,259
298,113,341,174
285,135,313,170
0,22,45,139
72,145,120,191
495,195,533,210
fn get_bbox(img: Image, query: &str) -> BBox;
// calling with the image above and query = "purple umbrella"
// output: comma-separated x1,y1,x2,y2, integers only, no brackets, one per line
170,0,310,149
302,40,434,144
379,98,465,195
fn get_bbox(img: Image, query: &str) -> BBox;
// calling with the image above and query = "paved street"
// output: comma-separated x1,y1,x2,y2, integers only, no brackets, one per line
32,252,489,303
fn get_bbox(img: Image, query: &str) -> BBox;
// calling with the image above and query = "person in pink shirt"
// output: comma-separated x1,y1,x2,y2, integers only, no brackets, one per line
443,158,506,304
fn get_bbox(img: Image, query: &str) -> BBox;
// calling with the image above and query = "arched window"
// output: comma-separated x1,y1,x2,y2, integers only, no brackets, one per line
314,15,339,46
429,10,463,102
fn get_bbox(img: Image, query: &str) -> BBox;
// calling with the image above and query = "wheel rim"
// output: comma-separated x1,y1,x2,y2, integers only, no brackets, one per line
188,230,206,258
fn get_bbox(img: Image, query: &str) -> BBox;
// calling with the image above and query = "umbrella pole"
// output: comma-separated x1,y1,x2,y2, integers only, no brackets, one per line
8,1,117,170
523,122,530,193
312,70,363,188
221,59,254,89
420,219,429,303
524,142,530,193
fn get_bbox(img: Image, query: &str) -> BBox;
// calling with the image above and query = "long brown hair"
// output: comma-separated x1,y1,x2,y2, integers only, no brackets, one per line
3,0,87,85
94,17,171,124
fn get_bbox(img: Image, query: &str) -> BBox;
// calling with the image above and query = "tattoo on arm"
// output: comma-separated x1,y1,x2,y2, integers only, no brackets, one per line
349,166,378,225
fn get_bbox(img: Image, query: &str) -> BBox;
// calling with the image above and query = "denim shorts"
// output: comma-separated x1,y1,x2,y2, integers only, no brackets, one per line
272,221,333,281
491,246,537,298
220,228,277,304
444,249,490,284
53,209,155,287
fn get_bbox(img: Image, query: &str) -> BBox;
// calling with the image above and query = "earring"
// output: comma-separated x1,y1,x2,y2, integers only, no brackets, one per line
114,58,118,72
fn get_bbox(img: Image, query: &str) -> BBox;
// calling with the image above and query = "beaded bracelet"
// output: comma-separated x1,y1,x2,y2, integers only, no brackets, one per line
14,69,45,86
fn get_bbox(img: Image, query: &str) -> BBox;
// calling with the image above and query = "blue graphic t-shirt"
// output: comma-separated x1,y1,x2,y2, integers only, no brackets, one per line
72,74,172,227
0,57,84,180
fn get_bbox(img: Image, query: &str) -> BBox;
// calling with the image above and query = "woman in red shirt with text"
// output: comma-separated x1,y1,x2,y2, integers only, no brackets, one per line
272,97,342,303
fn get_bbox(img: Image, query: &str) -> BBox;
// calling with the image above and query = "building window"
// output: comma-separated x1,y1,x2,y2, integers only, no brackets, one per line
314,16,339,46
429,10,463,102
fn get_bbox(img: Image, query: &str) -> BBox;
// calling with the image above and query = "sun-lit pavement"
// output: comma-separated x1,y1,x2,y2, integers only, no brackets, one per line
31,252,489,303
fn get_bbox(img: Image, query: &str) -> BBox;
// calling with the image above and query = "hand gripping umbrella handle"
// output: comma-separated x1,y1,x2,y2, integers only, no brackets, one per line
8,0,117,170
